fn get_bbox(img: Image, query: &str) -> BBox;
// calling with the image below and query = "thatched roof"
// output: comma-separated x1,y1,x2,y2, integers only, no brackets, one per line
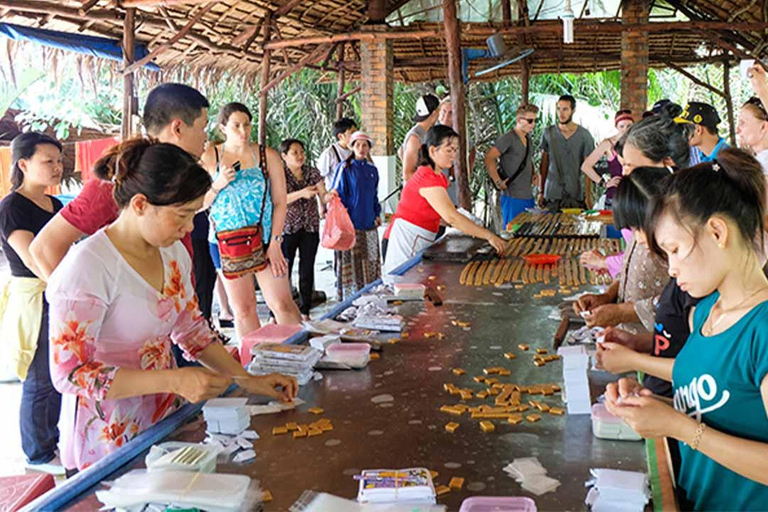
0,0,766,84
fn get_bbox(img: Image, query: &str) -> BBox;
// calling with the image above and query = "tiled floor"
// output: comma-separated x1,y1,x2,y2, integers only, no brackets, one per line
0,241,345,478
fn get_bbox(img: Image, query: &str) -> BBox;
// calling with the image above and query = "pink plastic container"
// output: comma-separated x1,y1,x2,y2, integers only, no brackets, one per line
325,342,371,368
459,497,537,512
239,324,303,366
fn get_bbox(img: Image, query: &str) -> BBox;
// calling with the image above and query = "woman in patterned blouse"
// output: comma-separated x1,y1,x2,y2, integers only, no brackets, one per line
279,139,328,319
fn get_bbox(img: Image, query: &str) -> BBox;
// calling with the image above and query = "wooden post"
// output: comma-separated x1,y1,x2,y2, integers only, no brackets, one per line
723,59,736,146
521,59,530,103
258,12,272,146
443,0,469,210
502,0,511,25
122,7,135,140
336,43,346,119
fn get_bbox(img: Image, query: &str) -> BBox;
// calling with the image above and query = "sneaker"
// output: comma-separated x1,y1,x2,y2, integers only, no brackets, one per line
26,455,66,476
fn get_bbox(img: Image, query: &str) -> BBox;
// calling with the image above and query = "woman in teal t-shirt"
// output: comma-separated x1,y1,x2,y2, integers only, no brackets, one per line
601,148,768,510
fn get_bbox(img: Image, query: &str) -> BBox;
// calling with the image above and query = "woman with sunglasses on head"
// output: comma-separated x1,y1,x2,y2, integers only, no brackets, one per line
484,104,540,228
746,64,768,174
580,109,635,208
47,139,297,471
603,148,768,510
384,125,507,274
200,103,302,341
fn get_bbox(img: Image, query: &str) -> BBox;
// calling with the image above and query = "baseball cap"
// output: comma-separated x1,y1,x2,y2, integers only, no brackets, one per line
413,94,440,122
674,102,721,131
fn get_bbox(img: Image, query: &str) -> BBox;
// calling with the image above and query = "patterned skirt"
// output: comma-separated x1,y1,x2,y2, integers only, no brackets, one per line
335,228,381,302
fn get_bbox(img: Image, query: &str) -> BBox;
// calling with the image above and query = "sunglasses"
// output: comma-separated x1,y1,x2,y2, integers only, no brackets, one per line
746,97,768,120
521,117,537,124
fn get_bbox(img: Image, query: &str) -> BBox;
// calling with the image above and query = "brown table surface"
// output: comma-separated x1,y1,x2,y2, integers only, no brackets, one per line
66,258,649,511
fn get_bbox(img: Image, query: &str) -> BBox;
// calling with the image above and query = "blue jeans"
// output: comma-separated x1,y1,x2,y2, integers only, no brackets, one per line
500,196,536,228
21,303,61,465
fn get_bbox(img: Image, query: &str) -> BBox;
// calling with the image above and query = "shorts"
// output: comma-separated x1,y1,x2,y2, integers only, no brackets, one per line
209,242,222,270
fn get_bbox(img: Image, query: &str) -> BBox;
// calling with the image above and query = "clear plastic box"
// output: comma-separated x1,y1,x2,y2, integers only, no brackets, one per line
325,342,370,368
591,403,642,441
459,496,537,512
145,442,219,473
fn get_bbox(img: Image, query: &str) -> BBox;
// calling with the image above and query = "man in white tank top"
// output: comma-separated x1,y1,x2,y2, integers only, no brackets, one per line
399,94,440,182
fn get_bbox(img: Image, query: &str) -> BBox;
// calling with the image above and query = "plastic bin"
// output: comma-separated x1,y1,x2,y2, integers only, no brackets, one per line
591,403,642,441
240,324,303,366
459,496,537,512
325,342,370,368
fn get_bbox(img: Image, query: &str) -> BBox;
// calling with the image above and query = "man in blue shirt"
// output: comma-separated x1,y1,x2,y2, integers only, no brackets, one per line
675,102,728,165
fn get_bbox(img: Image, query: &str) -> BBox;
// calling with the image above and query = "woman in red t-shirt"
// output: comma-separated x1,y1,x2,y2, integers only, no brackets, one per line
383,125,506,274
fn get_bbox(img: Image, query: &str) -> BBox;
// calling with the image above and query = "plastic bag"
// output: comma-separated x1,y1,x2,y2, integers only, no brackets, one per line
322,195,356,250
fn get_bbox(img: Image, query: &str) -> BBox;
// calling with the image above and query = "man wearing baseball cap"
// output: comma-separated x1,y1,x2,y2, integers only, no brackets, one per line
675,101,728,165
399,94,440,181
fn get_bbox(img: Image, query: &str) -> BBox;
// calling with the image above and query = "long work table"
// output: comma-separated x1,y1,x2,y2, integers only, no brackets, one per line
28,238,670,511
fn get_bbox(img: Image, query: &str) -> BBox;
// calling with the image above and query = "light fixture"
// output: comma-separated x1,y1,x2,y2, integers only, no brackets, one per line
562,0,575,44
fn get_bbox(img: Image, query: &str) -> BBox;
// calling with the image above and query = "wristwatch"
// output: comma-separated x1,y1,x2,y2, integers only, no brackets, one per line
273,235,284,243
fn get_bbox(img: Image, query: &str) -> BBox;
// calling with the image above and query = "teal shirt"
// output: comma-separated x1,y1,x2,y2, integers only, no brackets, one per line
673,292,768,510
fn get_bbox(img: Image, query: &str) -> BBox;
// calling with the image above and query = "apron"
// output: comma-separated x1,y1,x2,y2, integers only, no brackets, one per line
383,218,438,275
0,276,46,380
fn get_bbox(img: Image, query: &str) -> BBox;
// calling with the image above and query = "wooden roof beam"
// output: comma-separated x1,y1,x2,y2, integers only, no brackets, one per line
232,0,303,48
79,0,99,15
263,19,768,50
662,59,726,98
122,1,216,74
261,43,331,95
122,0,212,7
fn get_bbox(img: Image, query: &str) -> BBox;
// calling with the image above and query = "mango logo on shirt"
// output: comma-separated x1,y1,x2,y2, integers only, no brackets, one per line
673,373,731,422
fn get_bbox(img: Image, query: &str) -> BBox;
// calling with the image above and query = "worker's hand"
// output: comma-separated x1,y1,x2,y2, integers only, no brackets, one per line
596,341,637,374
582,303,624,328
606,176,622,189
749,63,768,94
573,292,611,315
580,249,607,270
602,326,640,350
238,373,298,402
487,234,507,255
536,192,545,208
604,377,648,408
212,165,236,192
174,367,232,403
267,242,288,278
605,387,683,440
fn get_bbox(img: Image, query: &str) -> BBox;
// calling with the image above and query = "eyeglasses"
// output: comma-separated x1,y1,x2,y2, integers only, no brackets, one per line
521,117,537,124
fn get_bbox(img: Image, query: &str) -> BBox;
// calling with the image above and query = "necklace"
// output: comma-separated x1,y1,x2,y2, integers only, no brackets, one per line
703,286,768,336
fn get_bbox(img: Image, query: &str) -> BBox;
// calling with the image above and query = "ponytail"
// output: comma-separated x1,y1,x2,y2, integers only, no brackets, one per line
94,137,211,208
418,125,459,170
649,147,765,257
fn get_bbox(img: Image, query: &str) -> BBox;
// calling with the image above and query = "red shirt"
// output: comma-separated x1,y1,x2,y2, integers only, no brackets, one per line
61,179,194,259
386,165,448,238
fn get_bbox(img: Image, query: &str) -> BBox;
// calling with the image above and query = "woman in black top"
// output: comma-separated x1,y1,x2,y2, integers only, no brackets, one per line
0,132,64,473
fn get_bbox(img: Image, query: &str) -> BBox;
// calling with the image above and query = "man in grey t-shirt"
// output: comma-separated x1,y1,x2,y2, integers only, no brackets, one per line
485,104,539,227
539,95,595,209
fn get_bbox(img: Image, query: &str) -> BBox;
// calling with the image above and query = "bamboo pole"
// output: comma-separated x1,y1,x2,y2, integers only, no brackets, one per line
443,0,469,210
258,12,272,146
122,1,216,74
122,7,135,140
260,43,330,95
723,59,736,146
336,42,346,119
663,59,725,98
335,86,361,103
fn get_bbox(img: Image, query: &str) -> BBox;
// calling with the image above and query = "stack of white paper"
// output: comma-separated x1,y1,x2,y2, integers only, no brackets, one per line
585,469,650,512
353,314,404,332
356,468,436,505
558,345,592,414
248,343,323,385
393,283,426,300
503,457,561,496
202,398,250,435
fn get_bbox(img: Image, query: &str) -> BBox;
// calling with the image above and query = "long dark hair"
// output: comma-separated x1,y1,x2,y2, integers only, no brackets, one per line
418,125,459,169
10,132,62,191
649,148,766,258
620,103,690,168
93,138,211,208
613,166,670,232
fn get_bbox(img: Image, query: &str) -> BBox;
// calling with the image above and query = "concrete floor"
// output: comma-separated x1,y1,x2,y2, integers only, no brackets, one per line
0,239,345,478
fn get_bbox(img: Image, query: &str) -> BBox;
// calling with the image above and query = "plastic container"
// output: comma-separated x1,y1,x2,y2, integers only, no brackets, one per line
459,496,537,512
561,208,583,215
522,254,562,265
240,324,303,365
145,442,219,473
591,403,642,441
325,342,370,368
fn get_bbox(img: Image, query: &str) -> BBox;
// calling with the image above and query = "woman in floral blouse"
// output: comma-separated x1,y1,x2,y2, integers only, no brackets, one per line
47,139,297,470
279,138,327,319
